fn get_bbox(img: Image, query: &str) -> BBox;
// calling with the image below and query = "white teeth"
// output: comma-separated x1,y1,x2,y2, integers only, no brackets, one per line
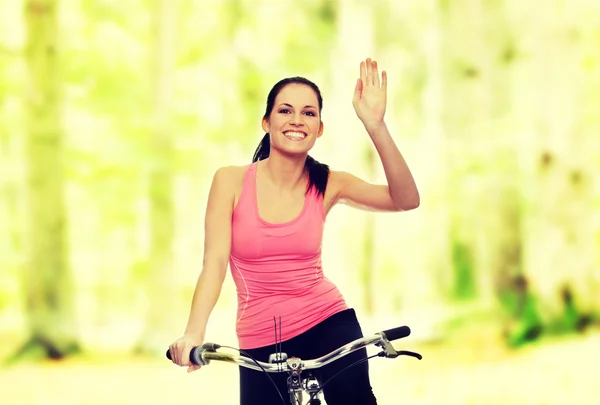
283,131,306,141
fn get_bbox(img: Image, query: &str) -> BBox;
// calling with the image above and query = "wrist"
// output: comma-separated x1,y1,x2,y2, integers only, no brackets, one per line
363,120,387,136
183,329,205,341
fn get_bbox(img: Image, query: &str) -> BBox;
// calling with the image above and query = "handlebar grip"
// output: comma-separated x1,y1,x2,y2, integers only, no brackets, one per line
165,345,210,365
381,325,411,342
165,348,201,364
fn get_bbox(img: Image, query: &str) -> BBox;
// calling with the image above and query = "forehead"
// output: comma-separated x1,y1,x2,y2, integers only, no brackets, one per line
275,84,318,106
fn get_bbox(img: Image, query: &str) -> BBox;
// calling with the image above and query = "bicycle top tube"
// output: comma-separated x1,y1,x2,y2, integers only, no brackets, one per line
166,325,422,373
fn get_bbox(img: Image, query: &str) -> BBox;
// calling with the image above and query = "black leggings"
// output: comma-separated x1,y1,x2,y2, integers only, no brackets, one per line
239,308,377,405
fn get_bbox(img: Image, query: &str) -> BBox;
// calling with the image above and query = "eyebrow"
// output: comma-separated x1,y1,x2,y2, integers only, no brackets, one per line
279,103,317,110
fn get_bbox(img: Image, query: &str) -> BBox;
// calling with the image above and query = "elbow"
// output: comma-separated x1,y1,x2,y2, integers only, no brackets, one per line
393,194,420,212
201,255,229,281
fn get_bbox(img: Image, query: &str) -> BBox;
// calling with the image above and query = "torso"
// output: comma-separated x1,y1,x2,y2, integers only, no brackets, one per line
226,160,348,349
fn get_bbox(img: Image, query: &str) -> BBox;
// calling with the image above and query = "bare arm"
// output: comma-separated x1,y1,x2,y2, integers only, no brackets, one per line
169,166,234,370
367,122,419,210
332,122,419,212
183,167,234,338
329,123,419,213
332,57,419,212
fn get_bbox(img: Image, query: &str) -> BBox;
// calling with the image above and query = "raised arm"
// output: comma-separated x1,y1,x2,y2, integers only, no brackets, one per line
331,58,419,212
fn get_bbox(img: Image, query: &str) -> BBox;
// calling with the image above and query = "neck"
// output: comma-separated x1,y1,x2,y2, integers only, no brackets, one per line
262,152,307,191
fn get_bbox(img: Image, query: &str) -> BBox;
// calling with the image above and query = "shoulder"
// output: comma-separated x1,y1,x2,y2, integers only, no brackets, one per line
322,169,352,209
328,170,353,182
210,165,251,207
327,170,354,192
213,164,249,185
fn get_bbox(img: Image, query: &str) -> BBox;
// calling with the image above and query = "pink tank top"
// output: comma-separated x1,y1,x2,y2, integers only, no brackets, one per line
229,162,348,349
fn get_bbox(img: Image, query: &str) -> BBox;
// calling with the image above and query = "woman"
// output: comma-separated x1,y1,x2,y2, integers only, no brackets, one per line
169,58,419,404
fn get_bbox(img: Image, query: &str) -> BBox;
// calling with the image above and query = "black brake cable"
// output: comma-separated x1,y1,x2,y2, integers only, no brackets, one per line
308,352,381,403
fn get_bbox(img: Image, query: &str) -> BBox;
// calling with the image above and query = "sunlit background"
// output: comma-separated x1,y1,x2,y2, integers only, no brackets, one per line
1,0,599,404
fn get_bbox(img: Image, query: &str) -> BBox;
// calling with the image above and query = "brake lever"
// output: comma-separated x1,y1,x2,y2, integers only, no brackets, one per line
379,338,400,358
397,350,422,360
376,335,422,360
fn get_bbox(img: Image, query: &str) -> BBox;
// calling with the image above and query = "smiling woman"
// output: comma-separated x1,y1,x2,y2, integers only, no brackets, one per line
168,58,420,405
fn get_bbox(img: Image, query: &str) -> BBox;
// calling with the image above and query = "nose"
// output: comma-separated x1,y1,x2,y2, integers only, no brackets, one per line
289,114,305,126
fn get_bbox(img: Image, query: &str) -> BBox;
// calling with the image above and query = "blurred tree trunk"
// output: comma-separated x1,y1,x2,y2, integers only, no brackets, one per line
376,0,453,331
362,147,376,315
0,111,26,297
416,0,452,308
331,0,376,315
514,1,597,334
135,0,177,353
0,111,19,269
441,0,524,317
16,0,80,360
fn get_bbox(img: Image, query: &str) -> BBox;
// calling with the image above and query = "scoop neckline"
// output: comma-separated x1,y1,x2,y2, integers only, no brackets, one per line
253,162,310,227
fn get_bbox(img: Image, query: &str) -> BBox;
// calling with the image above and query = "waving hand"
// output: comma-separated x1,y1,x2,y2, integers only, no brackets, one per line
352,58,387,130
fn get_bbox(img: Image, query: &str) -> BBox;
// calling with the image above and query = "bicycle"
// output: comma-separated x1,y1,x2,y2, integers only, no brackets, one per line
166,324,422,405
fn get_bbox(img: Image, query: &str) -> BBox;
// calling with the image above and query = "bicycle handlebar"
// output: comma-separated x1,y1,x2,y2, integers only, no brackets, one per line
166,324,421,372
380,325,411,341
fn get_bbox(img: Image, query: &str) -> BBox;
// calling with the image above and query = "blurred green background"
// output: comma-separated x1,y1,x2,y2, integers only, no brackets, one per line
1,0,599,404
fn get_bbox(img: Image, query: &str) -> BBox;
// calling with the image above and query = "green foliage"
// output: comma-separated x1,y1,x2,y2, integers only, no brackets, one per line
498,279,597,348
319,0,336,24
5,336,81,365
220,0,245,41
0,287,10,312
501,286,542,348
450,239,477,301
280,1,337,74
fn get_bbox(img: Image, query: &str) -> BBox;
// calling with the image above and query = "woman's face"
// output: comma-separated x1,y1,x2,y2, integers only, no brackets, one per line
262,84,323,157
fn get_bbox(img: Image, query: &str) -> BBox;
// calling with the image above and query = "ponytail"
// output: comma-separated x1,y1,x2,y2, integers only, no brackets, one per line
251,133,330,197
305,155,329,198
252,133,271,163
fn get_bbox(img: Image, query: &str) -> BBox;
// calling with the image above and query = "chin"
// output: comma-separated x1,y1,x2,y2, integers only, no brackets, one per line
274,145,313,159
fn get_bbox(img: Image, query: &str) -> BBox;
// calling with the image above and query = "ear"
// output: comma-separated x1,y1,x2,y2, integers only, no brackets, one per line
262,117,270,134
317,121,324,138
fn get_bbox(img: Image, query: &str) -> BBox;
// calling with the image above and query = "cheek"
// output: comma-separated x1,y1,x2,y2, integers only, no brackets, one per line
310,120,322,133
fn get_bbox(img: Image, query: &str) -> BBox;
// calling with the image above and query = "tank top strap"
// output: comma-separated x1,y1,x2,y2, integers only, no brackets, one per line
244,162,258,190
233,162,258,218
305,183,327,219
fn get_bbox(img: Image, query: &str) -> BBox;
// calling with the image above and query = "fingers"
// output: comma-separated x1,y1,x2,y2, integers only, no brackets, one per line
382,70,387,93
169,337,203,372
359,61,366,85
361,58,383,87
353,78,362,104
169,341,190,367
372,60,380,88
183,346,192,367
169,344,178,365
187,364,202,373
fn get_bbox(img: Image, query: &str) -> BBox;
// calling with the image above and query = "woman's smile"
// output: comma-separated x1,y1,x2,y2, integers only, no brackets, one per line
282,130,307,141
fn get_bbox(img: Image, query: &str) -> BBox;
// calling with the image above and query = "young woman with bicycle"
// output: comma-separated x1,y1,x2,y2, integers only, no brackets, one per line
168,58,420,404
